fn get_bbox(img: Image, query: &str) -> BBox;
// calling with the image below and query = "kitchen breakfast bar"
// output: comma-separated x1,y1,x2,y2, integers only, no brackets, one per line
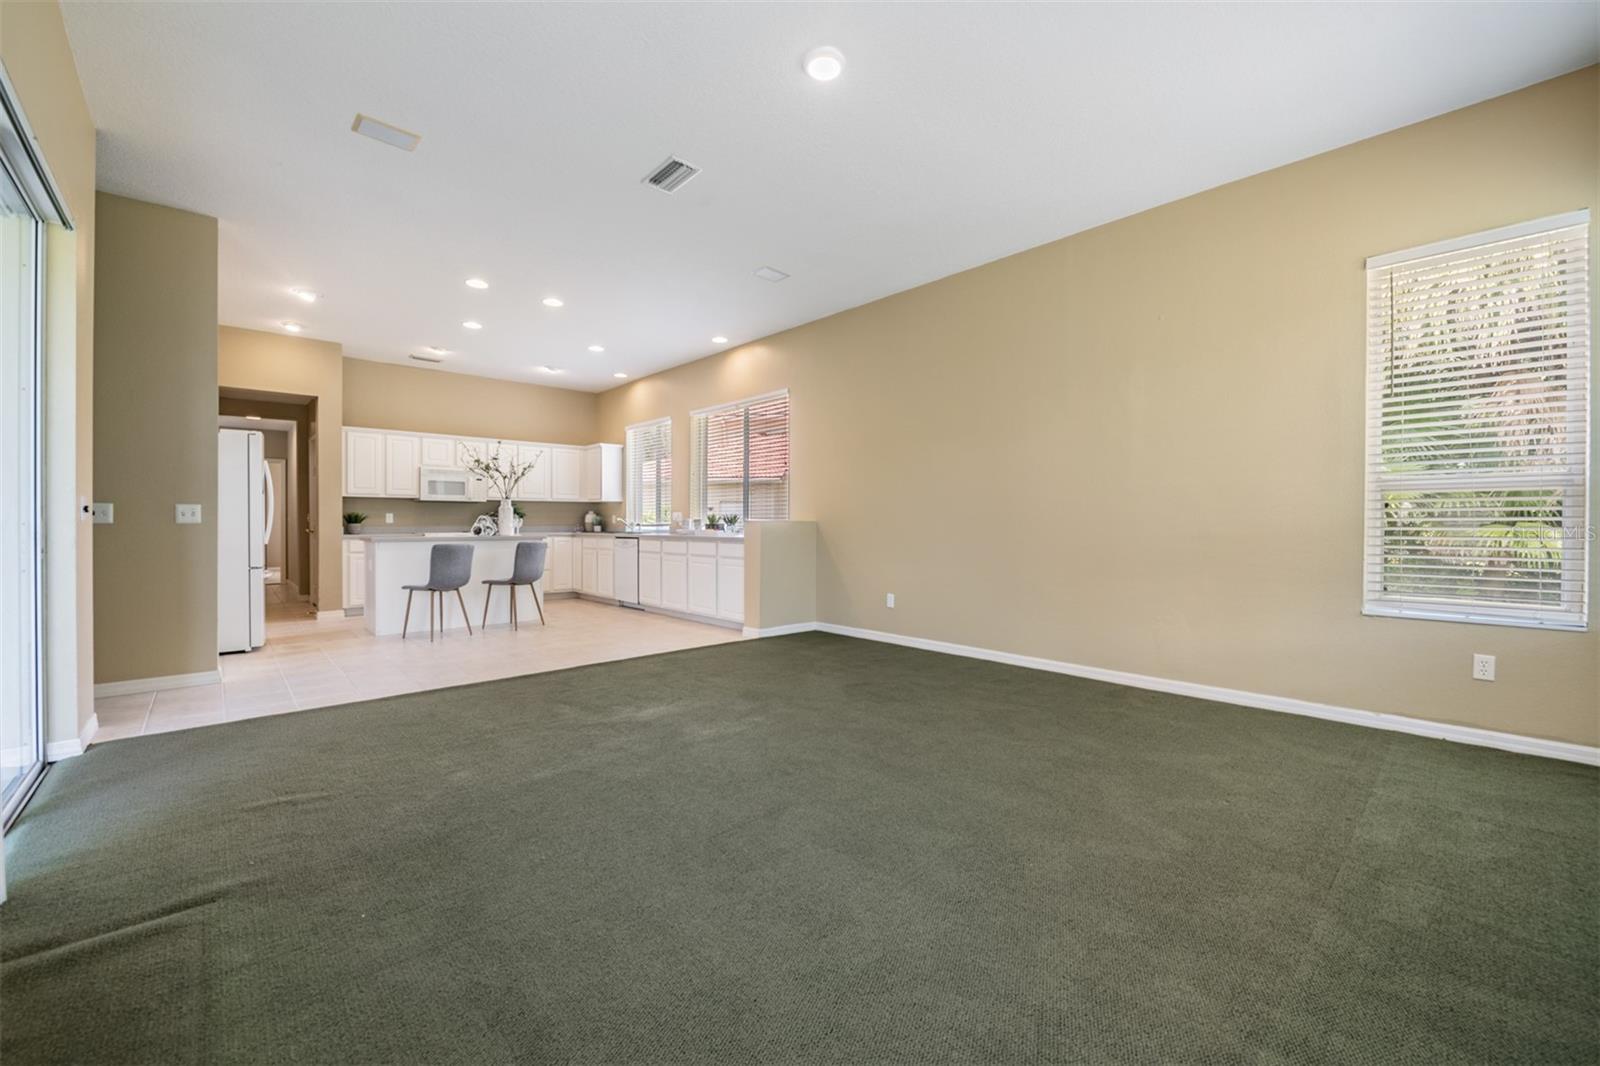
354,533,550,636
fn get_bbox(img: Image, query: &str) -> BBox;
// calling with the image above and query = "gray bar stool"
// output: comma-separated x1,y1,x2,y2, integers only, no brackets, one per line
482,540,547,630
402,543,475,641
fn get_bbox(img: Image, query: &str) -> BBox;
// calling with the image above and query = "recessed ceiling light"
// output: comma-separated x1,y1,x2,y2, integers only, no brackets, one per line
290,288,318,303
464,277,489,290
612,372,628,379
587,345,605,353
711,336,729,344
422,346,451,355
245,414,262,420
281,321,303,333
754,266,789,282
536,365,563,375
542,297,564,308
803,46,845,82
462,320,483,330
351,113,421,152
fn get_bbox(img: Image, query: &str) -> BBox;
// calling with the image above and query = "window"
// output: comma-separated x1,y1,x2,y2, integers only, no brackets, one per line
1364,212,1590,630
690,390,791,522
625,417,672,527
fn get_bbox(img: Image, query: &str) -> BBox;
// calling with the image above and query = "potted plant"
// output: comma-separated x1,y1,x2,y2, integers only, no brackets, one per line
343,511,368,534
463,443,537,536
722,514,741,533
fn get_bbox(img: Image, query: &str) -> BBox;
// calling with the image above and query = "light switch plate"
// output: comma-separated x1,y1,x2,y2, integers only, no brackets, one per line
92,502,114,524
176,503,202,525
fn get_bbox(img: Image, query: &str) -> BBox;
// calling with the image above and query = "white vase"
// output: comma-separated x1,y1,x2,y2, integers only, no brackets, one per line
497,498,516,536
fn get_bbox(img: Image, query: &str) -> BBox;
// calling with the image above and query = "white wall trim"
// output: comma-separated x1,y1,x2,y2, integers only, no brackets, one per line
805,623,1599,767
45,712,98,761
93,669,220,699
316,610,344,620
743,622,820,638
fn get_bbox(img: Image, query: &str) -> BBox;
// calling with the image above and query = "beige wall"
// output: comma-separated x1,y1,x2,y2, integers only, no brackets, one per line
1,0,96,742
342,358,598,444
93,194,217,683
599,68,1600,747
218,327,344,609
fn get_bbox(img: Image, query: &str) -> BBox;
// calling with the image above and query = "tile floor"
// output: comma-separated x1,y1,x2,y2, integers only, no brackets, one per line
92,583,745,744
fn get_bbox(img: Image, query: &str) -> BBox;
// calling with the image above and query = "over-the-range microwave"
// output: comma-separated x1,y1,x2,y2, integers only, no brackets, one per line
419,466,485,502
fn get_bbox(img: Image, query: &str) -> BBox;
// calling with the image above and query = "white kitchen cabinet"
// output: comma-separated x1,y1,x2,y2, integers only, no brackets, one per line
343,429,385,497
546,536,573,592
514,444,553,501
581,443,623,502
716,542,744,622
660,541,688,611
595,540,615,598
342,539,366,609
638,540,662,607
419,435,456,469
551,446,582,501
580,539,598,594
383,434,421,497
687,541,718,617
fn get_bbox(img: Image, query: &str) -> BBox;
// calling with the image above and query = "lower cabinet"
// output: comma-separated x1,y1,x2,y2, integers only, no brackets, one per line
687,543,717,616
716,543,744,623
545,536,573,592
342,540,366,609
578,537,615,598
660,541,688,611
639,539,662,606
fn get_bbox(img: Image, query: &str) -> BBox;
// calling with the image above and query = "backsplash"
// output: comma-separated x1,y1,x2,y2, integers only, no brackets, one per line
342,498,601,531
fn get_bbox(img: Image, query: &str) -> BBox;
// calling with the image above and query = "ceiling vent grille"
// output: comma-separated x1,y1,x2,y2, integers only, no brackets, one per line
643,156,700,193
409,352,444,364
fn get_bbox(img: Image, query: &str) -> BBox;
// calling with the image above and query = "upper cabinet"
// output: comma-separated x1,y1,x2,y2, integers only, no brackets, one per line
418,436,456,469
582,444,623,502
383,434,421,498
514,444,553,501
343,429,385,497
551,446,582,501
342,427,621,502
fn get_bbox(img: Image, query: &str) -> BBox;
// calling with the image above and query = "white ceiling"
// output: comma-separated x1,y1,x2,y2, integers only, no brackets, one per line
64,2,1597,392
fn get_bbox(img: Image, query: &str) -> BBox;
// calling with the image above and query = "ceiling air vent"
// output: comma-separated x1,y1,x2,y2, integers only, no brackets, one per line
643,156,700,193
409,352,444,364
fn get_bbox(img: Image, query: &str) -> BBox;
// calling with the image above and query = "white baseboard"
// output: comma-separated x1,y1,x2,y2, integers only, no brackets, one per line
45,713,98,761
94,669,221,699
792,622,1598,767
743,622,821,638
316,610,345,620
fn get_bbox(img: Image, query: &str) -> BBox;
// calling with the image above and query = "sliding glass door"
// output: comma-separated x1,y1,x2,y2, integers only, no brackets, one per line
0,161,42,823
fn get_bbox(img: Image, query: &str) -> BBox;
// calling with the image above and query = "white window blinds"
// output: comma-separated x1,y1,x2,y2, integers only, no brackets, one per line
1364,212,1590,630
690,390,791,522
625,418,672,527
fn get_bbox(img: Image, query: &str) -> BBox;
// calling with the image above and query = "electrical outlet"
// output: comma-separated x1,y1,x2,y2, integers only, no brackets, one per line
886,592,895,608
1472,654,1496,682
385,513,394,524
175,503,202,525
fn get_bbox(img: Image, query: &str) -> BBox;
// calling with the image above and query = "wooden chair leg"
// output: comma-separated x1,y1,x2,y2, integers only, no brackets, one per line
482,585,492,630
402,589,414,639
511,585,518,631
429,591,436,642
457,588,473,635
531,583,546,625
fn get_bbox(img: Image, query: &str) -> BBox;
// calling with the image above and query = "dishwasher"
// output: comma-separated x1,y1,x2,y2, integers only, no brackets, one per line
612,536,640,607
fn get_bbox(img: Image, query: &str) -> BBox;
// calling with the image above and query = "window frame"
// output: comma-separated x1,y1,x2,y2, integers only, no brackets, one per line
689,388,791,523
623,416,672,529
1361,211,1591,632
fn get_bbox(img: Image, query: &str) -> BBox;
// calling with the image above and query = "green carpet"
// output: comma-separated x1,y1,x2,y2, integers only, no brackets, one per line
2,633,1595,1064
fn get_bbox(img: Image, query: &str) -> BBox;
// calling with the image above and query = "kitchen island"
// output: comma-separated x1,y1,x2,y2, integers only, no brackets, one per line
352,533,550,636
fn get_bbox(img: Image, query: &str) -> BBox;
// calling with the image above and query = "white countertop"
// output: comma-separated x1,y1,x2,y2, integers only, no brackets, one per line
346,529,743,542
